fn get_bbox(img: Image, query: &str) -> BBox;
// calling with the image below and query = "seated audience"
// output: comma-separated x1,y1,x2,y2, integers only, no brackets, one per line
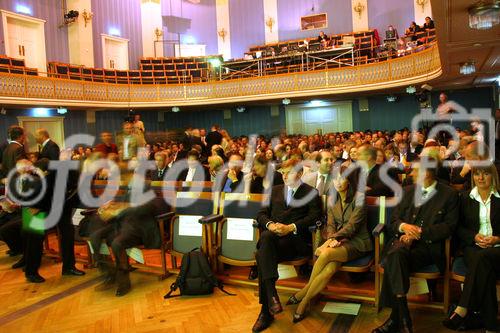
94,132,118,156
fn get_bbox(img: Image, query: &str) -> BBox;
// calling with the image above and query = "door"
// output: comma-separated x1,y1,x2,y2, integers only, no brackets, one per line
285,102,353,135
17,117,65,153
2,10,47,72
102,34,129,70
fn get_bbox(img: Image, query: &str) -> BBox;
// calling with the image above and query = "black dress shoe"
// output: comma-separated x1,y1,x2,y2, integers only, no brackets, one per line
62,267,85,276
12,258,26,269
269,296,283,315
26,274,45,283
252,312,274,332
286,294,301,305
7,250,22,257
372,318,399,333
442,312,467,331
292,312,307,324
115,270,131,297
248,266,258,280
400,318,413,333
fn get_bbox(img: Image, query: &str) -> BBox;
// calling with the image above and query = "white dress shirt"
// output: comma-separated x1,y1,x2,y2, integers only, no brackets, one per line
185,167,196,181
469,187,500,246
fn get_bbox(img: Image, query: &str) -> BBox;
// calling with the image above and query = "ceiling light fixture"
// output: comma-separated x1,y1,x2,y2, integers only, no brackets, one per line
459,61,476,75
236,106,245,113
406,85,416,94
172,106,180,112
468,0,500,30
282,98,291,105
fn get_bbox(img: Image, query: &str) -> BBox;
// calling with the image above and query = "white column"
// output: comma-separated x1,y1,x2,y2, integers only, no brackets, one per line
215,0,231,60
140,0,163,58
413,0,433,26
67,0,94,67
351,0,368,32
263,0,278,44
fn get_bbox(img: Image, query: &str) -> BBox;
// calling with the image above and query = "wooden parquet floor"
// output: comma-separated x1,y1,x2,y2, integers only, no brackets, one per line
0,242,490,333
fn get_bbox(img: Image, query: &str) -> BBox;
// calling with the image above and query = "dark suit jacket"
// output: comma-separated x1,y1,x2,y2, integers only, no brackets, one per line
456,190,500,249
147,167,169,181
1,142,26,178
176,162,210,182
387,182,459,271
366,164,396,197
117,198,170,249
0,140,8,165
257,183,321,244
39,140,60,161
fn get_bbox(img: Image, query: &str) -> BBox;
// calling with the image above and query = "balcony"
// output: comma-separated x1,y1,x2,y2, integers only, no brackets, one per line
0,43,441,108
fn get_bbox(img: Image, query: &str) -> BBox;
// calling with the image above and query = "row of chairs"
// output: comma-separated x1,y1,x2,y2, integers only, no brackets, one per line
140,56,219,65
0,55,37,76
0,55,26,67
47,62,206,84
140,62,209,71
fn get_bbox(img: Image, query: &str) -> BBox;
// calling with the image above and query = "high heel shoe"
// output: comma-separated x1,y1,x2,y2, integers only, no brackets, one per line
286,294,301,305
292,312,307,324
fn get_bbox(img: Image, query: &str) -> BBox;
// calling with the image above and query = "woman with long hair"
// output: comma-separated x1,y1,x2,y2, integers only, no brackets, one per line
286,168,372,323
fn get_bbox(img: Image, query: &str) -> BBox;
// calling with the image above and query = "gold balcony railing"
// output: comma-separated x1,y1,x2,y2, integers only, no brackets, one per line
0,43,441,107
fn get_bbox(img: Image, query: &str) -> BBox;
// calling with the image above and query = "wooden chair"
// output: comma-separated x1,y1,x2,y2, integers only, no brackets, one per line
166,192,220,268
209,193,268,273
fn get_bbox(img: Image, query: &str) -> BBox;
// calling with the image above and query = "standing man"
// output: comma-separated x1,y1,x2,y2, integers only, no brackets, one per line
1,126,26,178
94,132,118,156
252,159,321,332
35,129,60,161
116,122,145,161
205,124,223,153
35,128,84,276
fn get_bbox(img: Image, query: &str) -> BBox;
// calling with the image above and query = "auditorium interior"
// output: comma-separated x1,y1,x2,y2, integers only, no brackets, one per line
0,0,499,332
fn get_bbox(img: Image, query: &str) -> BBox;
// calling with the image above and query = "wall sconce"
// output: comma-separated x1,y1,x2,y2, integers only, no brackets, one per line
266,17,275,33
82,9,93,27
218,28,227,42
416,0,428,13
154,27,163,41
353,2,365,19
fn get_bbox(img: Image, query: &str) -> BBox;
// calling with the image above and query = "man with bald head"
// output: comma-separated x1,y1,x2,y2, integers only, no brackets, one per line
35,128,60,161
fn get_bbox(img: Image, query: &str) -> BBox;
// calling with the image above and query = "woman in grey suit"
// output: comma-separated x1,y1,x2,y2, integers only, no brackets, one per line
287,168,373,323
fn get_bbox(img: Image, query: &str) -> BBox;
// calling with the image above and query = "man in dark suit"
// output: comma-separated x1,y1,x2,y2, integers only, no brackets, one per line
90,197,170,296
147,151,170,181
252,158,321,332
373,157,459,333
175,150,210,182
35,129,60,161
205,124,223,153
1,126,26,178
357,144,396,197
0,138,9,173
8,158,54,283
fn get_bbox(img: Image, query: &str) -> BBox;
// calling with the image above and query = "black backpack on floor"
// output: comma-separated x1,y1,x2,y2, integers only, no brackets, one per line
164,248,235,298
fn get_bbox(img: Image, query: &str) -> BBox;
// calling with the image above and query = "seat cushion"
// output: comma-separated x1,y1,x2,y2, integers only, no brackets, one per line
343,253,373,268
416,264,440,274
452,257,467,277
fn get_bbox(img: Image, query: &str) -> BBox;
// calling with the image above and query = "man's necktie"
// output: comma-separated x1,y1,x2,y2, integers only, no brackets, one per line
317,175,326,196
286,187,294,206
